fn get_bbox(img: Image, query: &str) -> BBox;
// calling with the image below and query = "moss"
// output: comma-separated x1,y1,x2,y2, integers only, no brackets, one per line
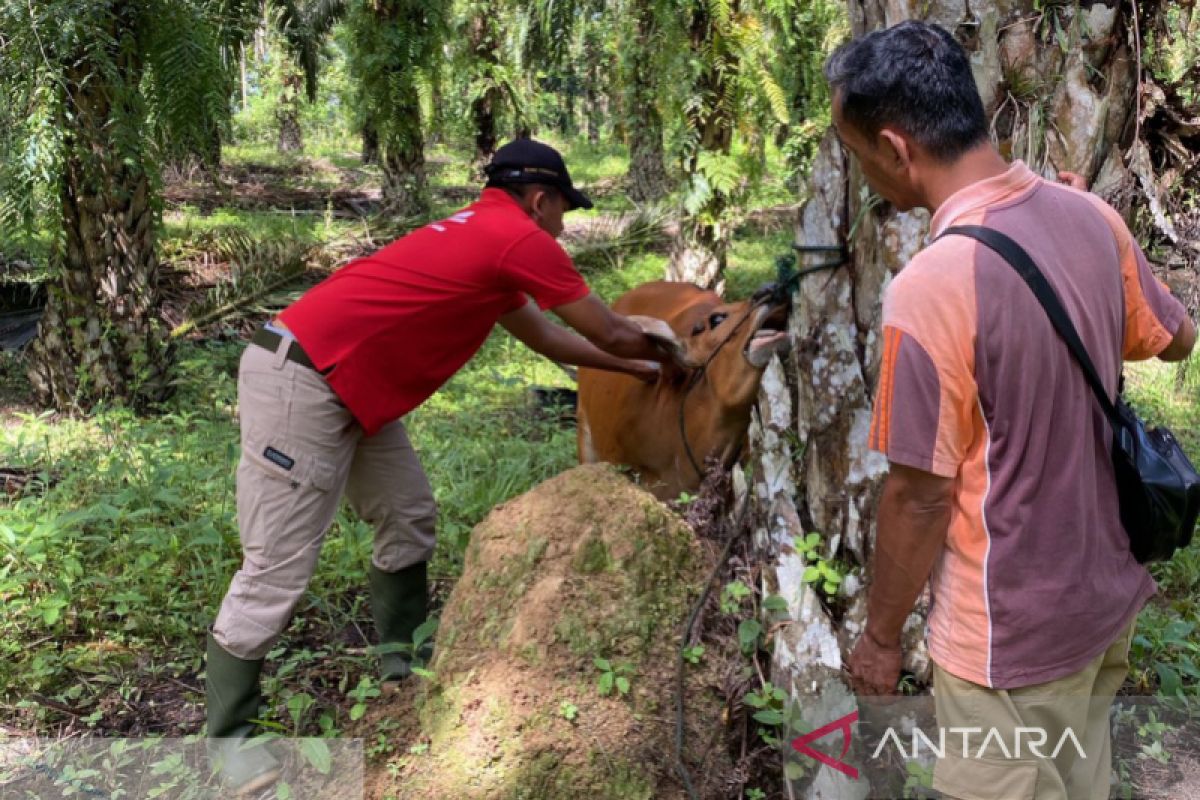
572,535,610,574
554,612,595,655
522,536,549,567
501,752,655,800
516,642,542,666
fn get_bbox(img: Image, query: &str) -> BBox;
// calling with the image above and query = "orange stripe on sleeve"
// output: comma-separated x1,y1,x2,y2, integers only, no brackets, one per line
871,327,901,452
883,327,901,450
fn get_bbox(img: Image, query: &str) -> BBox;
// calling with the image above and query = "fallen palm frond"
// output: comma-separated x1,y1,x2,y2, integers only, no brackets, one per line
167,227,325,338
561,204,673,274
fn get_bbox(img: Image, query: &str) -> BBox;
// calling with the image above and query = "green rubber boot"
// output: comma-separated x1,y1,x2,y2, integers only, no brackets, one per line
369,562,431,688
205,633,280,795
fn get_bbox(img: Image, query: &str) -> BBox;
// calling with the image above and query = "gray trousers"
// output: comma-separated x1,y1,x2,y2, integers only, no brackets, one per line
213,341,437,661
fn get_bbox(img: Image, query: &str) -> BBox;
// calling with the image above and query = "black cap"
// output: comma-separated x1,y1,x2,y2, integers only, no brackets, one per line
484,139,593,211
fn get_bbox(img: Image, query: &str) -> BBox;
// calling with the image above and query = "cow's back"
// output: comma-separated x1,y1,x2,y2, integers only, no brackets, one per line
610,281,714,326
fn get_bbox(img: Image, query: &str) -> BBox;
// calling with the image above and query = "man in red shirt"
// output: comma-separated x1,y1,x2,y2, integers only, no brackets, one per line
205,139,682,792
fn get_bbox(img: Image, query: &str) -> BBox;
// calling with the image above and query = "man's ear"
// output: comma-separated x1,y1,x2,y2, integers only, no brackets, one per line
878,128,913,173
526,188,546,217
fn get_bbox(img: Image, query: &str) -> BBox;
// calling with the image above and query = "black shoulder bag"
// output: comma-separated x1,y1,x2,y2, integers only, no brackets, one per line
942,224,1200,563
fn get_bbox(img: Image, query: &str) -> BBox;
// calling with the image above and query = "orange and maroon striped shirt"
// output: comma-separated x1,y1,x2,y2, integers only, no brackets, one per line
870,161,1187,689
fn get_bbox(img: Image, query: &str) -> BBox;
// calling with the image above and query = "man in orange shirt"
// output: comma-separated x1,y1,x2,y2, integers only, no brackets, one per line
831,21,1195,799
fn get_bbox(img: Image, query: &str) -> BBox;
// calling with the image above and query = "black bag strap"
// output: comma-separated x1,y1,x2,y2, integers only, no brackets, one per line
940,225,1122,426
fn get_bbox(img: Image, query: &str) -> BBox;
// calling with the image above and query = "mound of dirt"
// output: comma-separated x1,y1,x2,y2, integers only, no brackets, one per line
366,464,733,800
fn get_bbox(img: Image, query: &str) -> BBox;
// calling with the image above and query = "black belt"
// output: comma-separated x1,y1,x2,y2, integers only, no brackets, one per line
251,327,329,374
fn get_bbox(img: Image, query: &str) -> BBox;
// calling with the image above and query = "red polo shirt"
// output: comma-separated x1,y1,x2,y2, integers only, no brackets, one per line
278,189,589,435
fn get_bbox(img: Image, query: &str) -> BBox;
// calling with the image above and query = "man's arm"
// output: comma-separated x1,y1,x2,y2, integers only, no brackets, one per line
1159,316,1196,362
847,463,954,695
499,300,659,382
551,292,675,362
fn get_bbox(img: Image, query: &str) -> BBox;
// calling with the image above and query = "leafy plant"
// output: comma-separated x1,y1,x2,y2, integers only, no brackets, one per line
902,760,936,799
742,681,788,727
738,619,764,655
794,531,845,597
720,580,753,613
348,677,381,722
593,657,633,697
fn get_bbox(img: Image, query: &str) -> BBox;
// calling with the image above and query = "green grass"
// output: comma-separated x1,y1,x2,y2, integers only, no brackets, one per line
161,205,361,245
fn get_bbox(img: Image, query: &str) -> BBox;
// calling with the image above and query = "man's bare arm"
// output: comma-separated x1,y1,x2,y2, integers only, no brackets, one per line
551,293,666,361
1159,315,1196,363
847,463,954,695
499,300,659,382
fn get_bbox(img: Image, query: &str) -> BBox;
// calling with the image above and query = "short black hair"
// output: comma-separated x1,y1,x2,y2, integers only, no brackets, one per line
825,21,988,162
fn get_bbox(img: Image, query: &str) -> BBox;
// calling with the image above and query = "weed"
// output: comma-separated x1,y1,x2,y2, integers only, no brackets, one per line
793,531,845,597
592,658,633,698
719,580,753,614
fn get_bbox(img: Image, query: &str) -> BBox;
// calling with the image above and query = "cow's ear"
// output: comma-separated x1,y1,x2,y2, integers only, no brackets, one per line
626,314,701,369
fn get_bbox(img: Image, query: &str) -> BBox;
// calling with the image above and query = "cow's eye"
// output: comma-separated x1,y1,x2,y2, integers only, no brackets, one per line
708,313,727,328
691,321,706,336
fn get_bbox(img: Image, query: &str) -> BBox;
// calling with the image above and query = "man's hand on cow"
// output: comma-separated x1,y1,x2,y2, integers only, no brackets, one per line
625,314,699,371
846,630,903,696
626,359,661,384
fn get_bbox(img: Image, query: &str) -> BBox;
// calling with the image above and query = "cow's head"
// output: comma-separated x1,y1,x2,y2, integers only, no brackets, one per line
676,285,791,407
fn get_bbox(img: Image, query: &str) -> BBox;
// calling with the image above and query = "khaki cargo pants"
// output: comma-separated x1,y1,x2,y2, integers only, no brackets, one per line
932,618,1137,800
213,338,437,661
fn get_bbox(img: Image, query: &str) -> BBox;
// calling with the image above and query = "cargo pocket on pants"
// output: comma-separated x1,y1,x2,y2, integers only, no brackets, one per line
237,428,339,563
933,755,1038,800
241,427,336,491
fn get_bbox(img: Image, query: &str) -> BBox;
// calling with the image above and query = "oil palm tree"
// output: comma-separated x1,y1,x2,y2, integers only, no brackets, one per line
345,0,446,216
666,0,792,288
0,0,239,411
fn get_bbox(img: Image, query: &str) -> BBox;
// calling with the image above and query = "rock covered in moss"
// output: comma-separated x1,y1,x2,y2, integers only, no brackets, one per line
376,464,731,799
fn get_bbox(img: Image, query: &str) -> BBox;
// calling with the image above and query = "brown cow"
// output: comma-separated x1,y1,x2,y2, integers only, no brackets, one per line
577,280,790,500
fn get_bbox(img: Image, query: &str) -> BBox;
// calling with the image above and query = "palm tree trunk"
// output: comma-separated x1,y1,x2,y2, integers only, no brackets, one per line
625,1,670,202
469,14,502,173
752,5,1142,797
361,121,380,165
276,67,304,154
240,43,249,112
28,11,172,411
627,113,670,202
667,2,735,288
472,89,499,167
380,82,429,217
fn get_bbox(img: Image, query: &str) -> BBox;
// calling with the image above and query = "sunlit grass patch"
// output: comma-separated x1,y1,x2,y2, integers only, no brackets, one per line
161,206,358,246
